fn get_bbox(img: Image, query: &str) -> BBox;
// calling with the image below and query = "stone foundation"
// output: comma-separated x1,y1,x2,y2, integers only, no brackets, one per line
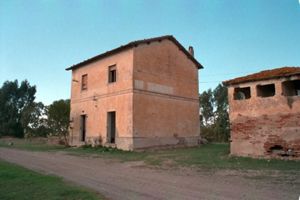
132,136,200,150
69,135,200,151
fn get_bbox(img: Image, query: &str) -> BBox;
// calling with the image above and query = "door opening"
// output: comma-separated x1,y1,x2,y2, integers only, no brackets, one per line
107,111,116,143
80,115,86,142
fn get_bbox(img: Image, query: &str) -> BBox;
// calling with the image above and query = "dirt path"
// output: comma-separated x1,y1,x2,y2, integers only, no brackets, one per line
0,148,299,200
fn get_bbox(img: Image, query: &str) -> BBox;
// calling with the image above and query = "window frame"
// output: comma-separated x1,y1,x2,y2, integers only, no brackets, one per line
281,79,300,97
81,74,88,91
108,65,117,83
256,83,275,98
233,86,251,100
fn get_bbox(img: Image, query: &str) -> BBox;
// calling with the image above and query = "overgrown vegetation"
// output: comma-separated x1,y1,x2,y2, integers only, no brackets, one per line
1,139,299,171
47,99,70,145
199,84,230,142
0,160,104,200
0,80,70,143
0,80,36,138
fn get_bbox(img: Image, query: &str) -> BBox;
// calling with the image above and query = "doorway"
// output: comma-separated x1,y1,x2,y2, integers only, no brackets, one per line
80,115,86,142
107,111,116,143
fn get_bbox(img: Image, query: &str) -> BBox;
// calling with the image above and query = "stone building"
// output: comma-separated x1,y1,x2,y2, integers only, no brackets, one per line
66,35,203,150
224,67,300,158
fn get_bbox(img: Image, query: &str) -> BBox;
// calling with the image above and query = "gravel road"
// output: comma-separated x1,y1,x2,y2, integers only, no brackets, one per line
0,148,299,200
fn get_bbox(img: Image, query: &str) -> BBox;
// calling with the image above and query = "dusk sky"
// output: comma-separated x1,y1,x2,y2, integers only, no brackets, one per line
1,0,300,105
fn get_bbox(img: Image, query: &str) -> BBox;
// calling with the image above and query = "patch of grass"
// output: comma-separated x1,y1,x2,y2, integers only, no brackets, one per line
65,144,300,171
152,144,300,171
1,138,299,171
0,160,104,200
0,138,67,152
65,146,161,165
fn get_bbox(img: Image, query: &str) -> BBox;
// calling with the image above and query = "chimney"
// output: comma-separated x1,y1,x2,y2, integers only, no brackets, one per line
188,46,194,57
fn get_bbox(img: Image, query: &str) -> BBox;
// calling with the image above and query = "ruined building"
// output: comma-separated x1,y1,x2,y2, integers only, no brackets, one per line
224,67,300,158
66,35,203,150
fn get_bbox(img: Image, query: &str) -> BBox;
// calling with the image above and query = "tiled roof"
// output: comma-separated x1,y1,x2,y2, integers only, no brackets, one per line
223,67,300,86
66,35,203,71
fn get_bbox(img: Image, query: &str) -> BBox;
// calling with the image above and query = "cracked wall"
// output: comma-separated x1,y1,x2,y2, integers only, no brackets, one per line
228,76,300,158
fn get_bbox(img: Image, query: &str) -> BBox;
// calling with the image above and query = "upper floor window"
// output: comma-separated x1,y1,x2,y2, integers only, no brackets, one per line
282,80,300,96
257,84,275,98
234,87,251,100
81,74,88,90
108,65,117,83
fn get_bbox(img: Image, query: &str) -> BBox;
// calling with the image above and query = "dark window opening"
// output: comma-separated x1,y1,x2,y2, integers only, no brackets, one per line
282,80,300,96
80,115,86,142
81,74,88,90
108,65,117,83
234,87,251,100
257,84,275,98
107,111,116,143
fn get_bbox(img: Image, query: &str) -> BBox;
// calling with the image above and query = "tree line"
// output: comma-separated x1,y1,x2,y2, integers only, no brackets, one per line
199,84,230,142
0,80,70,144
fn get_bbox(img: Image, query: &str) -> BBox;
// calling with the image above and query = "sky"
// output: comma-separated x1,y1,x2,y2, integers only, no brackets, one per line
1,0,300,105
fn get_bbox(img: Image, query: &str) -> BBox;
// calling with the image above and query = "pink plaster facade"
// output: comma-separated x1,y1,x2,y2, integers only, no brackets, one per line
67,37,201,150
226,75,300,158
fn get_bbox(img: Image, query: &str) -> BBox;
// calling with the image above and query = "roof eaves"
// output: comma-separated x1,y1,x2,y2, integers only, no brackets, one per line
66,35,203,71
167,36,203,69
223,68,300,86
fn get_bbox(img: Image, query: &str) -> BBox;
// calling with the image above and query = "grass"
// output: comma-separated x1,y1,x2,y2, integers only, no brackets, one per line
62,144,300,171
151,144,300,171
0,138,67,151
0,160,104,200
1,138,299,171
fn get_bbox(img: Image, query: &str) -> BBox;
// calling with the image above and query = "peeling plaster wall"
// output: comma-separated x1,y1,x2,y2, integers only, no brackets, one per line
132,39,200,149
228,76,300,158
69,49,134,150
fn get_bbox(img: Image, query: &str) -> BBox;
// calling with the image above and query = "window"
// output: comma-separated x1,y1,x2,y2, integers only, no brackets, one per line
108,65,117,83
282,80,300,96
234,87,251,100
81,74,88,90
257,84,275,98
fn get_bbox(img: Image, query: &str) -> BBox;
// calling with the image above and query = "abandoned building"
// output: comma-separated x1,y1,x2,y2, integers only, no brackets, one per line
224,67,300,158
66,35,203,150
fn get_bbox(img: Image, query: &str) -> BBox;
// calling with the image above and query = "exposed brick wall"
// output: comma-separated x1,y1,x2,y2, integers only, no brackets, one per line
228,77,300,159
231,112,300,157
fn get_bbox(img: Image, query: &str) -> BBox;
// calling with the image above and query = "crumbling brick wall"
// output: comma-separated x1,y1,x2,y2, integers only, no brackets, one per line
228,76,300,159
231,113,300,157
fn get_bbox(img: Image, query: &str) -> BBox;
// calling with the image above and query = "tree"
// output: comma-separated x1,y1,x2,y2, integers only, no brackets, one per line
199,89,214,126
0,80,36,137
199,84,230,142
47,99,70,145
22,102,49,137
213,84,229,142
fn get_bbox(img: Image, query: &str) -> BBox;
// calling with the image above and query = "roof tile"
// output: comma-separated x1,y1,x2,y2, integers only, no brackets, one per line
66,35,203,70
223,67,300,86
